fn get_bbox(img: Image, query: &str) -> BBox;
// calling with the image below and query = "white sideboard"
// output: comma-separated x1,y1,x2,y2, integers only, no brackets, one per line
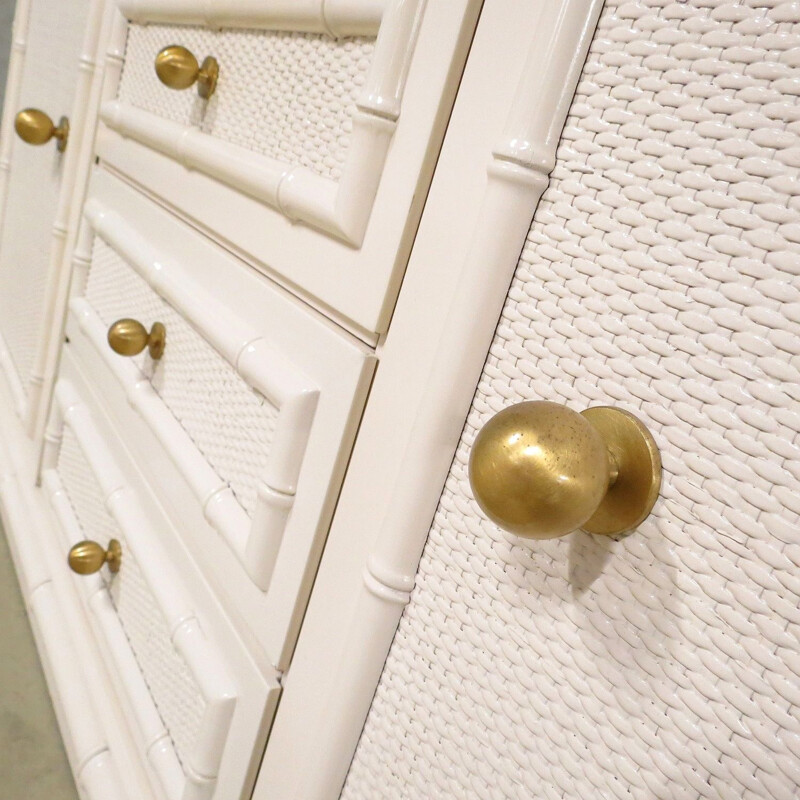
1,1,799,799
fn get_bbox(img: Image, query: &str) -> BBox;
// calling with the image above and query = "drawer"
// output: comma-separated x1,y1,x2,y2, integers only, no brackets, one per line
95,0,482,335
28,582,133,800
41,362,280,800
66,168,375,669
116,24,375,184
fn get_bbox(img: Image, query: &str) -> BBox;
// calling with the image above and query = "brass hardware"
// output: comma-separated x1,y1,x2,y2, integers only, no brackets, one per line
68,539,122,575
468,401,661,539
155,45,219,99
107,319,166,360
14,108,69,151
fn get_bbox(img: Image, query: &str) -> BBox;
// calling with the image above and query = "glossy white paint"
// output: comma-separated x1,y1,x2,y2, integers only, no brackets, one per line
43,379,239,798
100,0,422,247
255,2,604,797
29,582,109,772
24,0,107,436
117,0,386,35
70,297,255,560
49,348,283,799
95,0,482,335
79,751,129,800
82,199,321,493
67,169,376,671
0,0,605,797
30,3,127,443
0,371,151,800
0,328,25,416
82,587,185,799
78,198,322,590
2,1,799,799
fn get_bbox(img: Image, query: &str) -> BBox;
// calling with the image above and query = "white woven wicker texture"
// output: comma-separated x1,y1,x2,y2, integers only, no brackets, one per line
56,425,206,770
117,23,374,181
342,1,800,799
84,236,280,517
0,0,89,389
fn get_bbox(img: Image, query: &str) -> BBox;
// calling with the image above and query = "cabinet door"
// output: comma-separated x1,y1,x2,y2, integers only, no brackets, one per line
257,0,800,798
343,2,800,799
0,0,101,429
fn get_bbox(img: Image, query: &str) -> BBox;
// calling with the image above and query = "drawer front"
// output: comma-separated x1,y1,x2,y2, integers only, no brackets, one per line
45,379,232,799
67,168,375,670
53,419,208,776
28,582,134,800
42,363,280,800
95,0,482,334
341,0,800,797
84,235,281,521
118,24,374,183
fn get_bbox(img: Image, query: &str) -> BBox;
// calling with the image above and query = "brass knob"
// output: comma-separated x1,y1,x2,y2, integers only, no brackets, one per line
68,539,122,575
468,401,661,539
155,45,219,99
14,108,69,152
107,318,166,360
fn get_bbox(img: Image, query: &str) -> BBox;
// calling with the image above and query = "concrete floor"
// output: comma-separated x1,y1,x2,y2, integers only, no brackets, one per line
0,524,78,799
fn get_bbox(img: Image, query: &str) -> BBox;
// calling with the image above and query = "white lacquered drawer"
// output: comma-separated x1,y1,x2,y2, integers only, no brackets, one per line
66,168,375,670
117,24,374,183
41,361,280,800
95,0,482,335
83,235,288,534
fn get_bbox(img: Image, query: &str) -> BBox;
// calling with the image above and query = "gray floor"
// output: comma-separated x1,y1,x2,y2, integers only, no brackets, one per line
0,0,14,109
0,523,79,798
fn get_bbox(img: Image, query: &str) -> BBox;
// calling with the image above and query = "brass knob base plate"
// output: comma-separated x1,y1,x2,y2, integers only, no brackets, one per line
148,322,166,360
55,116,69,152
579,407,661,536
197,56,219,99
104,538,122,573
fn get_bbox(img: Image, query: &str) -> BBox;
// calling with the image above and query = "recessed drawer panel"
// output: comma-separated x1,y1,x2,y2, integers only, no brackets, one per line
84,236,282,521
118,24,374,182
67,169,375,670
95,0,482,334
54,420,208,778
41,373,279,800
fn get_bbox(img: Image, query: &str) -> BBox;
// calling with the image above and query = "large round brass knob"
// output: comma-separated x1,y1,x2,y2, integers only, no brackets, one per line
68,539,122,575
155,45,219,99
107,318,166,360
14,108,69,151
468,401,661,539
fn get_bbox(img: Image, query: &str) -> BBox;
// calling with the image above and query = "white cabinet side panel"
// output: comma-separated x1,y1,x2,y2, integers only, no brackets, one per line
0,0,89,388
342,1,800,798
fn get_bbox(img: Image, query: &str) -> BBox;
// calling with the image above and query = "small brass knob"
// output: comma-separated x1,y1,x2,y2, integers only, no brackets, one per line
68,539,122,575
155,45,219,99
14,108,69,151
468,401,661,539
107,319,166,360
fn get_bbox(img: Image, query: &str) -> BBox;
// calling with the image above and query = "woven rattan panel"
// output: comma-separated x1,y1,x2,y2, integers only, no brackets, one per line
118,23,374,181
342,1,800,799
85,236,280,517
56,425,205,769
0,0,89,390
